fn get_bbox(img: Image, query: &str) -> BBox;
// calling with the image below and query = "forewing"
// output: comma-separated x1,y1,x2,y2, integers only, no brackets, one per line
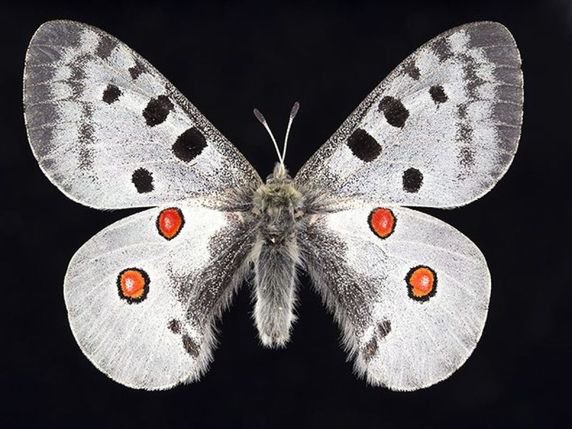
301,205,490,390
24,20,261,209
296,22,522,208
65,203,254,389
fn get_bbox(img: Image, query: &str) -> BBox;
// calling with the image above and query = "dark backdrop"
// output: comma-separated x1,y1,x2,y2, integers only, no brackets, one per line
1,0,569,427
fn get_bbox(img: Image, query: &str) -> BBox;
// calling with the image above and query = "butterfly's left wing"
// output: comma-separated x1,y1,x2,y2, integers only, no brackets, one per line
65,203,255,389
295,22,522,208
300,205,489,390
24,20,261,209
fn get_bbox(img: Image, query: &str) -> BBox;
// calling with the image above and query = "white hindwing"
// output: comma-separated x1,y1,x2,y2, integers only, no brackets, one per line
65,203,254,389
301,205,490,390
24,20,261,209
296,22,523,208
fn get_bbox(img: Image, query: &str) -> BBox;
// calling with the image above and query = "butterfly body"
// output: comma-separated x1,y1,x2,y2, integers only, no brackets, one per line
249,163,304,346
24,20,523,390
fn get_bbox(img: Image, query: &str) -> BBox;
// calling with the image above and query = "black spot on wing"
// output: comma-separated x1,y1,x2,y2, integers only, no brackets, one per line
363,336,378,362
168,319,181,334
78,147,92,170
96,35,117,59
402,60,420,80
79,123,94,144
131,168,154,193
456,112,475,177
459,147,475,169
182,335,200,357
461,55,486,99
431,37,453,62
379,96,409,128
172,127,207,162
78,123,95,170
129,60,145,80
68,56,88,98
429,85,448,104
361,319,391,362
457,124,473,142
102,84,121,104
457,103,469,119
377,320,392,339
402,168,423,193
143,95,174,126
346,129,382,162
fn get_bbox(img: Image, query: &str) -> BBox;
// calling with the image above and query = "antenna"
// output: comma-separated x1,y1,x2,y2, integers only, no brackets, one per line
282,101,300,163
253,102,300,167
253,108,283,164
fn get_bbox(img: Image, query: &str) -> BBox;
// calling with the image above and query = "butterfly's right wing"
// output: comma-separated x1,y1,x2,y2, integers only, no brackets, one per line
295,22,522,208
24,20,261,209
300,205,489,390
65,203,254,389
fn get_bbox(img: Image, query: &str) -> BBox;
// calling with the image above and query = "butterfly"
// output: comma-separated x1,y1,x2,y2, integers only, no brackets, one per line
23,20,522,390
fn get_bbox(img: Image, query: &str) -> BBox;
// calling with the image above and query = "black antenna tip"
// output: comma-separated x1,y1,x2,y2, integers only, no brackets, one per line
253,108,266,124
290,101,300,119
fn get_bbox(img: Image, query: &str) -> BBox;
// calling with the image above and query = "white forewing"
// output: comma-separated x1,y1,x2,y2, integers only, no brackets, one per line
65,203,254,389
24,20,261,209
296,22,523,208
301,205,490,390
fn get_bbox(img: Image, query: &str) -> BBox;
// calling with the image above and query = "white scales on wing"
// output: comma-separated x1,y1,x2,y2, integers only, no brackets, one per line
24,20,522,390
24,21,261,209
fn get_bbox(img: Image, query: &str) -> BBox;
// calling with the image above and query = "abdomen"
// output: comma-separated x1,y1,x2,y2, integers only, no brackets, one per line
251,237,300,348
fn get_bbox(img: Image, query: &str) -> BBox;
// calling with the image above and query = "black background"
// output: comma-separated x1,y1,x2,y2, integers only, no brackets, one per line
1,0,569,427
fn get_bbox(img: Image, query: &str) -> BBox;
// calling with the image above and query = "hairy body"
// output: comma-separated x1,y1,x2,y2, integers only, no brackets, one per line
250,163,306,347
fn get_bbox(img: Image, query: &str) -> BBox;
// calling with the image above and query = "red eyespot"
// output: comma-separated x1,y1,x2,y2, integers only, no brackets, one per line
368,208,396,239
157,208,184,240
117,268,149,303
406,266,437,301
